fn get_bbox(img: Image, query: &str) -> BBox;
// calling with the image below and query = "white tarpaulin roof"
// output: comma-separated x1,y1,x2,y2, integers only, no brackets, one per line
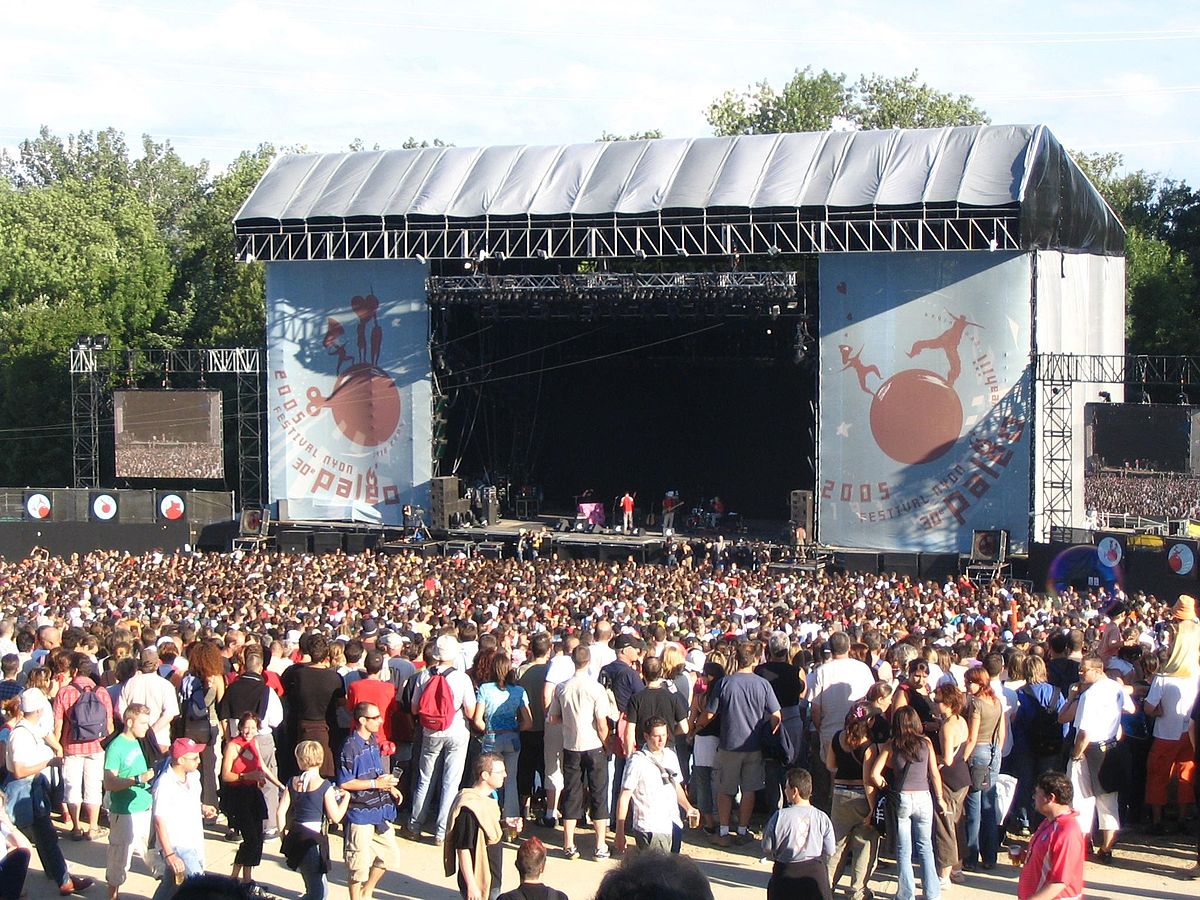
236,125,1123,255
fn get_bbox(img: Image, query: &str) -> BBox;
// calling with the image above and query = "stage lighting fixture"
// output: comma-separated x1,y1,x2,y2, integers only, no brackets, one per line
676,248,689,257
585,523,597,534
574,522,585,532
768,245,781,256
495,252,507,262
534,249,548,259
416,254,427,264
634,249,647,259
93,334,110,350
632,528,641,536
1098,391,1111,402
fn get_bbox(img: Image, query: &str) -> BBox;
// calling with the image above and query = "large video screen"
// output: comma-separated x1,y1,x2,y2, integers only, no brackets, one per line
114,390,224,480
1086,402,1192,472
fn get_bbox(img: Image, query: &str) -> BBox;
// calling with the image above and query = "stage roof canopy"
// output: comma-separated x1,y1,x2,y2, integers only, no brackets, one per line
235,125,1124,261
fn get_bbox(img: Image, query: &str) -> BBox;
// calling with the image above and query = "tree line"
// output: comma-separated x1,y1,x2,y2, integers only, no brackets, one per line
0,68,1196,487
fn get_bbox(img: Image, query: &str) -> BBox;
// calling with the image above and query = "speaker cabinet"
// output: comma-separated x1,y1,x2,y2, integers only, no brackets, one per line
430,476,460,530
970,529,1008,563
789,489,814,538
277,530,310,554
312,532,343,554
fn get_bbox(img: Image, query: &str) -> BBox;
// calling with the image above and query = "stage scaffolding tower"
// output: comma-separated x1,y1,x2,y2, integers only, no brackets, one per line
1035,353,1200,540
69,347,265,507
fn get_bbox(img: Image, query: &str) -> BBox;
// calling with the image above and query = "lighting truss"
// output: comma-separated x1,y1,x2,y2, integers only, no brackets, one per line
235,207,1021,262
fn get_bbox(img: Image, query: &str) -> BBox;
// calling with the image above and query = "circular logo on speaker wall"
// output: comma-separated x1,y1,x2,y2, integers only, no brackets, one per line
159,494,185,521
92,494,117,521
1097,536,1123,568
25,493,51,519
1168,543,1195,576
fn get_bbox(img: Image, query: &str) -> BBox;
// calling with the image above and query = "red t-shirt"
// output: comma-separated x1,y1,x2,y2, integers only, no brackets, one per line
1017,811,1085,900
347,678,397,743
621,495,634,513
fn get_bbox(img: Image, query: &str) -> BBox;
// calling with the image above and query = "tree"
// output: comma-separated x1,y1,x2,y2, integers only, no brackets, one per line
707,68,849,136
705,67,987,136
1072,149,1200,355
596,130,665,142
850,71,988,130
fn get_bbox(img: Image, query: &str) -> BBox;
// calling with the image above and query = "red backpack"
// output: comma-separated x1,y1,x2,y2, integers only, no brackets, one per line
416,668,457,732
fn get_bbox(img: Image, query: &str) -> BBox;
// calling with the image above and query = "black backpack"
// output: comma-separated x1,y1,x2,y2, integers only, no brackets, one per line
1023,684,1064,756
68,685,109,743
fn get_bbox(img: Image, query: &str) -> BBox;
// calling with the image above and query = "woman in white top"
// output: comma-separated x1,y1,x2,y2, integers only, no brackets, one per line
1143,621,1200,833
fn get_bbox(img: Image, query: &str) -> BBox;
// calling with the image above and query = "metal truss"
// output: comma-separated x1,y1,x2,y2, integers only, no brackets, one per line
426,271,803,319
1036,354,1200,386
235,208,1021,262
1035,353,1200,537
68,347,265,505
70,348,102,488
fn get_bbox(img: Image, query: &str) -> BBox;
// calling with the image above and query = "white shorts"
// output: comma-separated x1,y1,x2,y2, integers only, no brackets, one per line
63,751,104,807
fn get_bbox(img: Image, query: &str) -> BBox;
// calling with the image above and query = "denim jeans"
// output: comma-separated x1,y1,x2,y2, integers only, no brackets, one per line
19,814,68,889
485,732,521,818
964,745,1001,866
297,843,327,900
150,846,204,900
1006,744,1060,832
895,791,940,900
0,848,29,900
409,730,469,840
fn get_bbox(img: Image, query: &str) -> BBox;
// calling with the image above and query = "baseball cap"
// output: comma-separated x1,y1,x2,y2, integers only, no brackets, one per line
20,688,44,714
171,737,206,758
613,634,646,652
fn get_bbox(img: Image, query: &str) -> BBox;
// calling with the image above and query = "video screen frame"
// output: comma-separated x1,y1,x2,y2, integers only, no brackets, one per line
114,389,224,480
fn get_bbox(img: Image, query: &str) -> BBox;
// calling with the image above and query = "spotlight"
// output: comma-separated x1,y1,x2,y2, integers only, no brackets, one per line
534,249,548,259
634,249,647,259
676,248,689,257
574,522,585,532
415,253,427,264
768,245,781,256
1098,391,1112,403
477,250,490,262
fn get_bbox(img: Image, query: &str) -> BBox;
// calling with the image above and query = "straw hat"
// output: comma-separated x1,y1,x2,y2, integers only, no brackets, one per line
1173,594,1197,621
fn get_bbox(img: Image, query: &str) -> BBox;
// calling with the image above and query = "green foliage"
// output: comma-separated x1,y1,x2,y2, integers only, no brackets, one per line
850,71,988,131
596,130,665,142
707,68,849,135
706,67,986,136
1072,150,1200,355
0,127,281,483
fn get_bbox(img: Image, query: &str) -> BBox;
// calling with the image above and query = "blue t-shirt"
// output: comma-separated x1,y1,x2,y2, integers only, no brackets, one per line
706,671,781,752
336,731,395,825
477,682,527,748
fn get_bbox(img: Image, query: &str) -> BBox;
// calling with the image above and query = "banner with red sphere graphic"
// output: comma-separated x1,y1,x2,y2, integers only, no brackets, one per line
265,260,432,525
817,251,1032,553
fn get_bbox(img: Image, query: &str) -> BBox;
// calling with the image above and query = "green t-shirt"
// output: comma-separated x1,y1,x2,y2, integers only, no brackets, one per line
103,733,152,814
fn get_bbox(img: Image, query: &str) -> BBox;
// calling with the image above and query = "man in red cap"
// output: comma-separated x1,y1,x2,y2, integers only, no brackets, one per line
151,738,218,898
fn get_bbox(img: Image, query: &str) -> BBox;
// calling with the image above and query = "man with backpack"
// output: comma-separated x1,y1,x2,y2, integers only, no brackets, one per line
406,634,476,844
51,653,114,840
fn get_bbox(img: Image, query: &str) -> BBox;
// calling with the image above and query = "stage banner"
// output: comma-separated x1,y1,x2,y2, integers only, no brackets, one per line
265,260,431,525
817,252,1032,553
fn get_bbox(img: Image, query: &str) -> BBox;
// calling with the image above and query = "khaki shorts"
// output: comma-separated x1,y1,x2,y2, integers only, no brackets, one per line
716,749,766,796
345,822,399,883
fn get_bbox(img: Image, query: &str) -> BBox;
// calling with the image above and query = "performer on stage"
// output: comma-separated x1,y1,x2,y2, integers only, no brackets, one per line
621,492,636,532
662,492,679,534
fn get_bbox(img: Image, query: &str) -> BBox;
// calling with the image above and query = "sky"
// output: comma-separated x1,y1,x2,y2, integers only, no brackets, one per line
3,0,1200,187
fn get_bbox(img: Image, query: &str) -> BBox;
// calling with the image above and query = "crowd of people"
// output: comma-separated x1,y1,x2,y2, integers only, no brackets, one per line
1084,472,1200,521
0,545,1194,900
